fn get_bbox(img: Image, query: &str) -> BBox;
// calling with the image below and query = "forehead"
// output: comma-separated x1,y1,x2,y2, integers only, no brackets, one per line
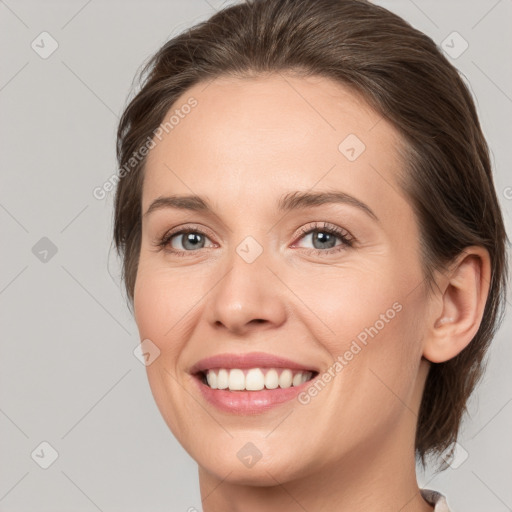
142,73,409,221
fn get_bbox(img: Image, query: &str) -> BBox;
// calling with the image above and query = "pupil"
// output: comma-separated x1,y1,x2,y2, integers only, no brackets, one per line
183,233,204,250
314,231,336,249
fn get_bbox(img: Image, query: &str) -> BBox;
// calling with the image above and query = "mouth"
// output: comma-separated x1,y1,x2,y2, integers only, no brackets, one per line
196,367,317,391
189,352,320,414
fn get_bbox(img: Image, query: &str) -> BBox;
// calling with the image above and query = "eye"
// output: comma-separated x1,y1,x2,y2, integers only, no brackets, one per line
292,222,354,255
154,221,354,257
155,225,216,256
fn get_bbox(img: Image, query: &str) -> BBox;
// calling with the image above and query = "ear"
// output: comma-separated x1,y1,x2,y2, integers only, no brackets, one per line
422,246,491,363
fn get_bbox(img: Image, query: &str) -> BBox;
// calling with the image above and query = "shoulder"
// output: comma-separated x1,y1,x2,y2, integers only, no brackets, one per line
420,489,451,511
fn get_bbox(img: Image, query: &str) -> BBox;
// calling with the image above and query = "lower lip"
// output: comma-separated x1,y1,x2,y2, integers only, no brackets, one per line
194,376,314,414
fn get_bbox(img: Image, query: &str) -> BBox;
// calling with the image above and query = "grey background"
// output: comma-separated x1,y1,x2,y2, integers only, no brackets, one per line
1,0,511,510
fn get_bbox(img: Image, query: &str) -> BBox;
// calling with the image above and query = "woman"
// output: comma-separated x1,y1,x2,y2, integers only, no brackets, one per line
113,0,509,510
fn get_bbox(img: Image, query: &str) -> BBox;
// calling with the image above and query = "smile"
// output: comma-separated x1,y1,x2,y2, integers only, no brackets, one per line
202,368,315,390
190,352,319,413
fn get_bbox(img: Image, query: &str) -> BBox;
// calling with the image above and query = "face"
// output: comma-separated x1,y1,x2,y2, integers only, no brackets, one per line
134,73,431,484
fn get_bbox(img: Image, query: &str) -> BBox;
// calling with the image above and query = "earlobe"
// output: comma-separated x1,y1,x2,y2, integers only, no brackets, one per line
422,246,491,364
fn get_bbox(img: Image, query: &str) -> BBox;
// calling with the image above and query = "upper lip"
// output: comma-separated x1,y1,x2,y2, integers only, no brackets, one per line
190,352,319,374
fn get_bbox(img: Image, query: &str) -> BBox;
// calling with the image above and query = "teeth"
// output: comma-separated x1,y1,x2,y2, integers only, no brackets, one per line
206,371,217,389
204,368,313,391
264,369,279,389
245,368,265,391
217,369,229,390
228,369,245,391
292,372,303,387
279,369,293,388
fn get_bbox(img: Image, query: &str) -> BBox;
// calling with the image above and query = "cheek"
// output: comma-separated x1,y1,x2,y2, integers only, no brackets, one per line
341,281,427,415
303,263,426,399
292,265,405,353
133,265,197,434
133,264,187,364
134,271,164,341
133,257,198,337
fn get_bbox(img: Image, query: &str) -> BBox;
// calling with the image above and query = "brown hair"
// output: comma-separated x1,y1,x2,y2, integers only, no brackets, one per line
113,0,509,467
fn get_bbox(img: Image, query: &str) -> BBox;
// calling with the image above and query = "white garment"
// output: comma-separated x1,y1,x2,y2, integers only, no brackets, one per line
421,489,450,511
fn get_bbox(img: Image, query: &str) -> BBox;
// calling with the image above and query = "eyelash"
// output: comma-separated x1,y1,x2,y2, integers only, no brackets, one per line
154,222,355,257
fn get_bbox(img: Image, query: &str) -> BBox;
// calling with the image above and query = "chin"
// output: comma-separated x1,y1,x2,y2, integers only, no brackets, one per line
196,451,309,487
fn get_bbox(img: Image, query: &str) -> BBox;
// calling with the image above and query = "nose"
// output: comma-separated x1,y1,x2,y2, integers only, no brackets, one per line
205,243,287,336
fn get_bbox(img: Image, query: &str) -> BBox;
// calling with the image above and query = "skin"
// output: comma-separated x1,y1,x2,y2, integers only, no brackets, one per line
133,73,490,511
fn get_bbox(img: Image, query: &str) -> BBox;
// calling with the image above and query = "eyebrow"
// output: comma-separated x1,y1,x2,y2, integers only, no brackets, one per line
144,190,379,222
